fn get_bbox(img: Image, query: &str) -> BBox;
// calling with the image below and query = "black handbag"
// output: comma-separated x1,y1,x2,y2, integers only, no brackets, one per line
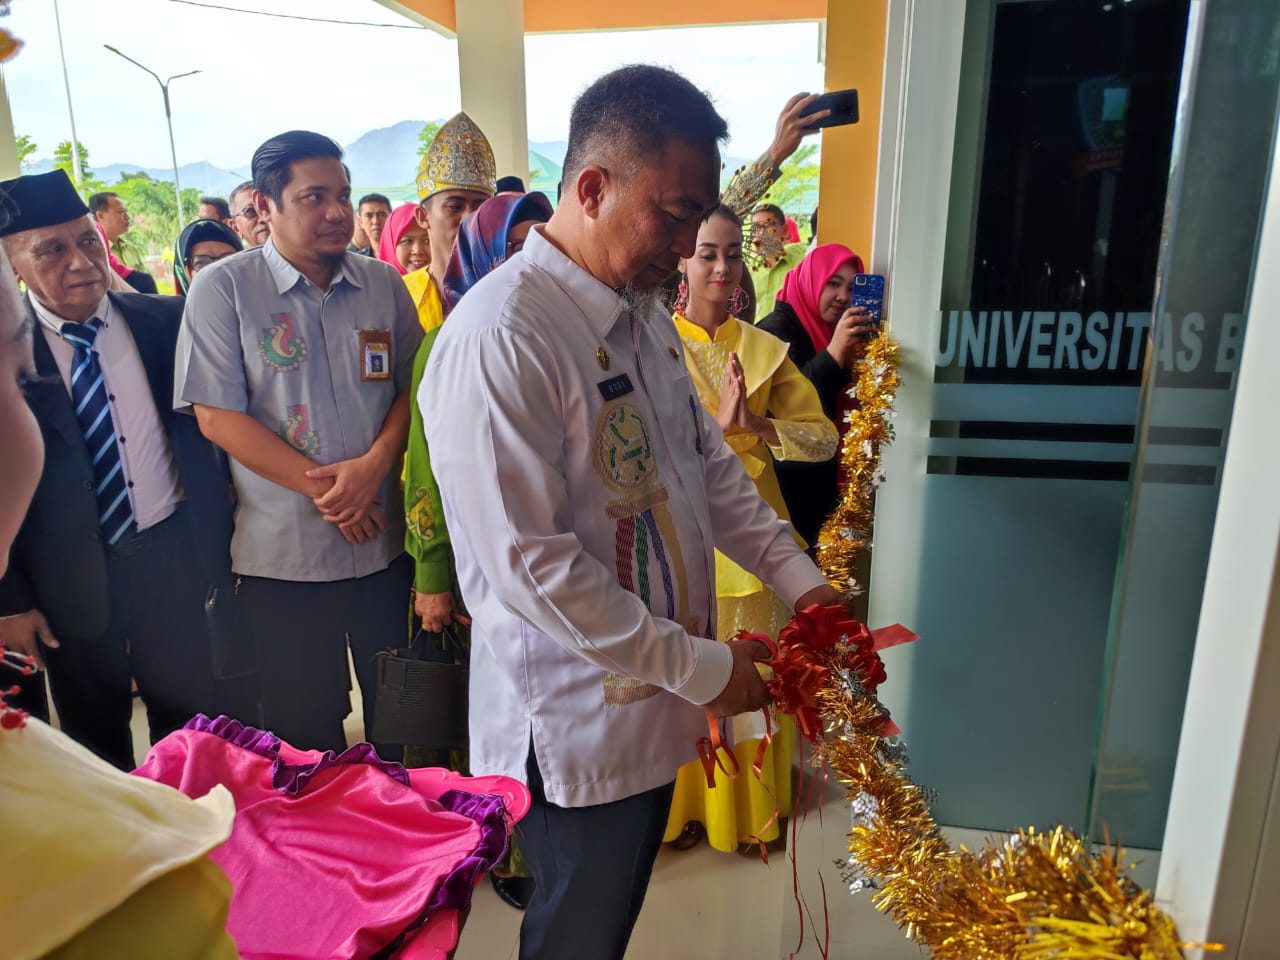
369,626,469,750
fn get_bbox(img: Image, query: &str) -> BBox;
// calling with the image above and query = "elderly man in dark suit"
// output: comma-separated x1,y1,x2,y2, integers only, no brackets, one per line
0,170,243,770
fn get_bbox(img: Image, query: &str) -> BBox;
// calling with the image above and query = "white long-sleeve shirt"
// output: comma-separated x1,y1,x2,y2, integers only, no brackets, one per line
421,227,826,807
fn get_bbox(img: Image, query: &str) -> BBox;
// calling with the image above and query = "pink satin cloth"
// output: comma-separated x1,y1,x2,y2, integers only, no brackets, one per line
134,718,530,960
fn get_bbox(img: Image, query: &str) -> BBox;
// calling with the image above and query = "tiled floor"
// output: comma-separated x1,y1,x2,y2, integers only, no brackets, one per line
119,673,1159,960
447,770,921,960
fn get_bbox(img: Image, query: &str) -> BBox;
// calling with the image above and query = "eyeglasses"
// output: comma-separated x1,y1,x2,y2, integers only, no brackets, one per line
235,205,259,221
188,252,234,272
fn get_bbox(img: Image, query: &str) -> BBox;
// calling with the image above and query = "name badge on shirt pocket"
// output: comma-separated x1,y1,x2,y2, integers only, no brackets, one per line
597,374,634,401
358,329,392,381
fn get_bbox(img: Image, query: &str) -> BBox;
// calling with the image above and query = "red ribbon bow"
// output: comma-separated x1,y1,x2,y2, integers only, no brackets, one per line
695,605,919,804
764,604,914,741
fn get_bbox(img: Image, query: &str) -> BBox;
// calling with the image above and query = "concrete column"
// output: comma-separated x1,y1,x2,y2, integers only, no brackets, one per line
0,69,20,179
817,0,888,259
1155,102,1280,959
455,0,530,186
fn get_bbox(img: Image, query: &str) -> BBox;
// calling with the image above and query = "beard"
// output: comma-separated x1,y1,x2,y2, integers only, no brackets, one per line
616,283,666,318
315,246,349,268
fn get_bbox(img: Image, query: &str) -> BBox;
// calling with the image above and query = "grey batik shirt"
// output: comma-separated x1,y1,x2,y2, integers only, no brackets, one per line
174,238,423,583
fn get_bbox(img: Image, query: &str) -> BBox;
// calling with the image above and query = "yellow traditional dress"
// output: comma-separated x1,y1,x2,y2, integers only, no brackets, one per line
399,268,450,602
403,266,444,335
1,718,238,960
664,313,838,852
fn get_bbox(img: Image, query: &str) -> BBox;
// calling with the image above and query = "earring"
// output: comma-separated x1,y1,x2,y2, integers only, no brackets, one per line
673,273,690,313
727,284,749,317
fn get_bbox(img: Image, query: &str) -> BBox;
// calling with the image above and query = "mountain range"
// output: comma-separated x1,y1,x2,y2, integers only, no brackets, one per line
31,120,572,201
31,119,755,201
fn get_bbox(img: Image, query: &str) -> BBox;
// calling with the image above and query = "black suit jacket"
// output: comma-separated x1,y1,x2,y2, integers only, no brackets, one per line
0,292,234,639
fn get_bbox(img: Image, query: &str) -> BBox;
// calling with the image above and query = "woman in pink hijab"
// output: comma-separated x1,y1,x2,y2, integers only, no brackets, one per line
377,202,430,276
757,243,877,546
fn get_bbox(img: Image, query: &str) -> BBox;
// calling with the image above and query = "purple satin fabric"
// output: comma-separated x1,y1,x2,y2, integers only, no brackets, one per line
184,713,412,795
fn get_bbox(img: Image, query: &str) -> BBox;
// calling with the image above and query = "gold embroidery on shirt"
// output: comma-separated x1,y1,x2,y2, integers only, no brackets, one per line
406,487,436,541
771,420,839,462
602,674,663,707
651,501,693,628
593,399,697,636
682,338,732,407
592,400,660,498
605,487,667,520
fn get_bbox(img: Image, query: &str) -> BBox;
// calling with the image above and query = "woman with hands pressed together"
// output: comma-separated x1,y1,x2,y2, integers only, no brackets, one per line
665,205,838,853
757,244,878,548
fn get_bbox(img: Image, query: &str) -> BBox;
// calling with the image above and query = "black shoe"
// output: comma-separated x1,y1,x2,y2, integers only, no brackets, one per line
490,873,535,910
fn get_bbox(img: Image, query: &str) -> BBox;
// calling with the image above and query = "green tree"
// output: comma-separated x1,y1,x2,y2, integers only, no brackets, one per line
52,139,104,192
112,170,200,252
416,120,441,159
760,143,821,232
15,133,37,173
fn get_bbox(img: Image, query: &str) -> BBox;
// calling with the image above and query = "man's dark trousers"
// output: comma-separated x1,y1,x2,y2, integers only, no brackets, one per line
516,748,675,960
44,503,223,770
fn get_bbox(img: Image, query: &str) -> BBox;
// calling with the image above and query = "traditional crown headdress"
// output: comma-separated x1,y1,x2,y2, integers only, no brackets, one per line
416,112,497,202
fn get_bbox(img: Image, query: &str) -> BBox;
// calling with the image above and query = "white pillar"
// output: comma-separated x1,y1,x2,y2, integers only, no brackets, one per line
0,68,19,179
455,0,530,186
1154,101,1280,958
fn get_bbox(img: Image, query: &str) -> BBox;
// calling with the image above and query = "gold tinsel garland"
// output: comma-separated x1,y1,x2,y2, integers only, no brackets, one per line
807,329,1209,959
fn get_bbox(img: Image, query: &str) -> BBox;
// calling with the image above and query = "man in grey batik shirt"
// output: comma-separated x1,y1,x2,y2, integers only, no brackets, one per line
175,130,422,757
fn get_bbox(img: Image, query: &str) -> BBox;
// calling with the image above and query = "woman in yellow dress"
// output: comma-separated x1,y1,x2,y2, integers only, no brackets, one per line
665,204,838,852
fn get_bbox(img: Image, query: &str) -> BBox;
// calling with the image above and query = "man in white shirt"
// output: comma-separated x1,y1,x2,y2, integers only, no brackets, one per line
422,66,846,959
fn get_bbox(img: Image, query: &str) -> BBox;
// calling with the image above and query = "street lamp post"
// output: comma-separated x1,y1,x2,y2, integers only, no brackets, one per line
103,46,199,228
53,0,84,186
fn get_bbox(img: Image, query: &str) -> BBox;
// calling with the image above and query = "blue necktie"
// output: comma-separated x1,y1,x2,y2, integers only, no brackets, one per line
60,319,135,545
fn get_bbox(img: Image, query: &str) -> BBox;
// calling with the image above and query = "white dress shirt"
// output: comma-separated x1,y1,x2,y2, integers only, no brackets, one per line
34,294,184,532
421,227,827,807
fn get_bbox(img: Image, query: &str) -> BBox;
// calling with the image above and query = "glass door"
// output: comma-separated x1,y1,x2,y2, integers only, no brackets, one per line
1089,0,1280,848
869,0,1192,834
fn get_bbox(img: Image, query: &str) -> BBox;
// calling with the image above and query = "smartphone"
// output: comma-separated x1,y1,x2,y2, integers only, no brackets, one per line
801,88,860,131
851,274,885,329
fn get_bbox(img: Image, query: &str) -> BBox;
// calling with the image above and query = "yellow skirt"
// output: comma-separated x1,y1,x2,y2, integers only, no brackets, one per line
663,713,797,853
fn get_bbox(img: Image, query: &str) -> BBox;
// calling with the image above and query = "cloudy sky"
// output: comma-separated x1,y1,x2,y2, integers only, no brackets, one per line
4,0,825,170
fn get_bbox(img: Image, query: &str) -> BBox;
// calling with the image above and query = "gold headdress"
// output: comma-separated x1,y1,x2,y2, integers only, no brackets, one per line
416,112,497,201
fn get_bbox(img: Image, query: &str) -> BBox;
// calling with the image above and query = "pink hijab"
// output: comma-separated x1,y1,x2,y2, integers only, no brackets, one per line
775,242,865,355
377,202,422,276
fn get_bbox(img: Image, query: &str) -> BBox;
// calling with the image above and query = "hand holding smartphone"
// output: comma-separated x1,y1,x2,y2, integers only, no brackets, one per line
800,88,860,131
851,274,886,336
